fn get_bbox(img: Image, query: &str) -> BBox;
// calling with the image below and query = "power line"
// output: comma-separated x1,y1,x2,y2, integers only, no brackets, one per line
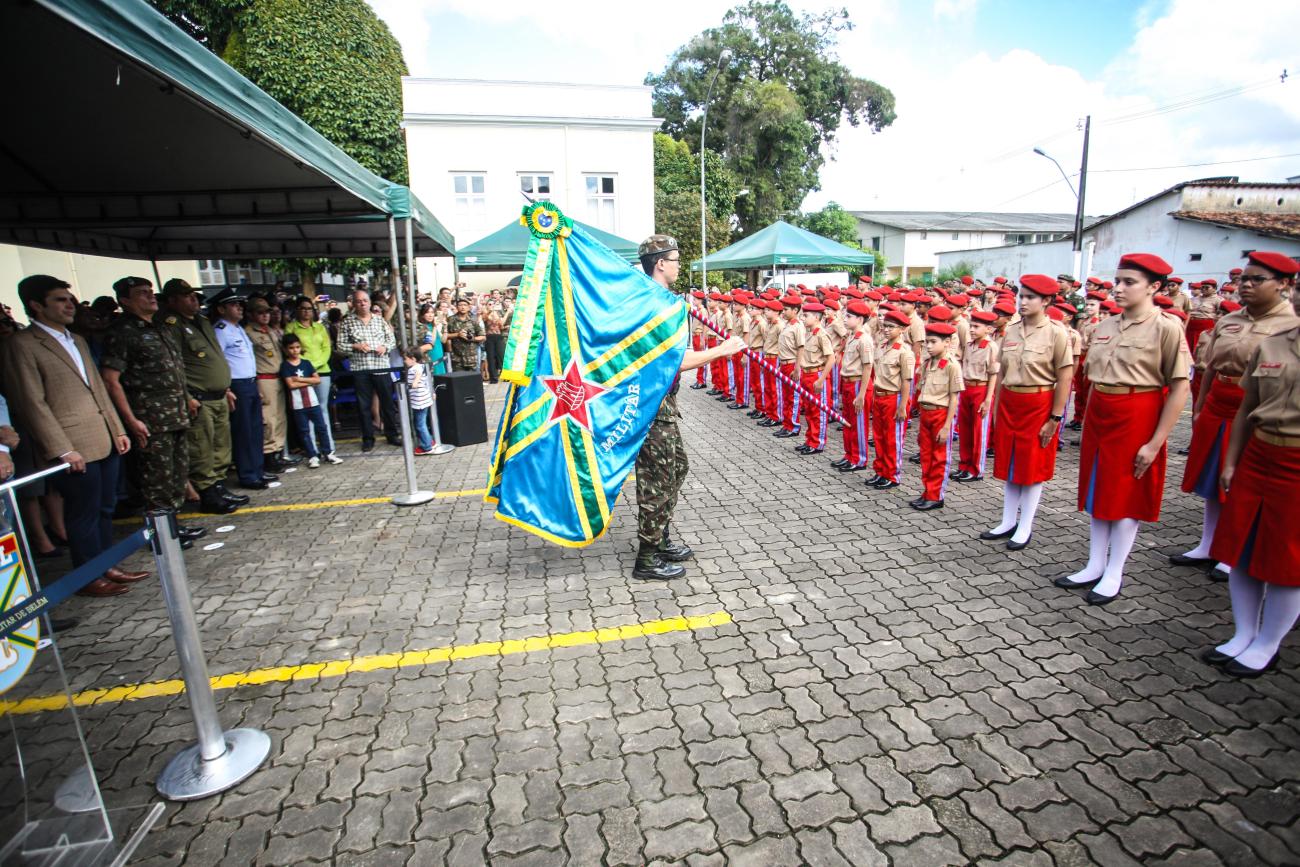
1089,150,1300,174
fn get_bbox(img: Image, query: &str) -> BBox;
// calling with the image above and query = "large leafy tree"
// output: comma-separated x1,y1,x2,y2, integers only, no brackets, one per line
796,201,858,246
653,134,738,290
149,0,409,290
646,1,895,234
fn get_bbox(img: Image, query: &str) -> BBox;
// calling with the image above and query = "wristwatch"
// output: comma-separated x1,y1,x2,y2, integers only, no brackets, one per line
1049,414,1063,422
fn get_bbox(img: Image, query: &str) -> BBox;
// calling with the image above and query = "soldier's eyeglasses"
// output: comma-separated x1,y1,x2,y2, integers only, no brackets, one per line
1237,274,1275,285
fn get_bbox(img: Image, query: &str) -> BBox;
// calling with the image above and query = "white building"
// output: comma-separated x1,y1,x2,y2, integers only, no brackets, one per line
402,78,661,291
934,178,1300,282
0,245,199,323
851,211,1078,282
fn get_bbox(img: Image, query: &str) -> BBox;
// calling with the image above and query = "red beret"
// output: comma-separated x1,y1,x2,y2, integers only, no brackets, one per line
1229,268,1243,276
822,298,840,311
1153,294,1173,308
960,275,974,286
887,292,903,302
1071,281,1081,288
1117,253,1173,277
846,300,872,318
1102,280,1113,289
1247,250,1299,277
780,296,802,308
1102,301,1121,314
1086,290,1107,301
993,300,1017,315
1169,277,1184,285
1057,303,1078,316
883,310,911,327
1220,300,1242,312
947,293,969,307
1019,274,1059,297
720,294,734,303
708,292,723,301
1166,308,1188,321
750,299,766,309
926,322,957,337
927,305,955,322
993,276,1008,285
691,290,705,299
1201,278,1218,287
802,301,825,313
1086,276,1104,287
970,310,997,324
1045,306,1064,322
858,276,873,284
904,290,929,303
767,299,783,311
844,288,864,299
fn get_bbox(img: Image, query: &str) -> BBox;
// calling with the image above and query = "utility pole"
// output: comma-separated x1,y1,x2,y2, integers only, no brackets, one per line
1072,115,1091,280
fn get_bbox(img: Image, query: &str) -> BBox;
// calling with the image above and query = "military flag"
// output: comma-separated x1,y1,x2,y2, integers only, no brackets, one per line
486,203,688,546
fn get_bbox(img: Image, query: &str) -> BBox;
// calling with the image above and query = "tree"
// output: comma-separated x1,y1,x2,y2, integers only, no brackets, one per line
149,0,409,287
935,260,977,285
653,134,739,290
647,1,896,233
797,202,858,246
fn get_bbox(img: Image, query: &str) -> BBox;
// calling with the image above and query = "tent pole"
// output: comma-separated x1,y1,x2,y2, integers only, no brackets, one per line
150,258,163,290
403,218,420,347
388,217,409,347
387,215,435,506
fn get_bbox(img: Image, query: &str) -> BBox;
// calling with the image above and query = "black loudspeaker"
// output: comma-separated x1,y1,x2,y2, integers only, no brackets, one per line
434,371,488,446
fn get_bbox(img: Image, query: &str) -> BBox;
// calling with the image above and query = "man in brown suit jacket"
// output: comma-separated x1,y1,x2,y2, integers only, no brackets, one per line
5,276,144,597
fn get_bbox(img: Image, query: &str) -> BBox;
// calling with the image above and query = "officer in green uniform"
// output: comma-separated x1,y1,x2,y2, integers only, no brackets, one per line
632,235,745,580
99,276,194,527
157,279,248,515
444,298,485,372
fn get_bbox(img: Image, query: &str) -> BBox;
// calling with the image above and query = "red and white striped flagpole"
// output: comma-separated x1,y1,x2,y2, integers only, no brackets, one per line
689,307,848,426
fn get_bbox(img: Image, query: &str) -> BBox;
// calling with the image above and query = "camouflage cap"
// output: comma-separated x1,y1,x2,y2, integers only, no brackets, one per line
638,234,678,257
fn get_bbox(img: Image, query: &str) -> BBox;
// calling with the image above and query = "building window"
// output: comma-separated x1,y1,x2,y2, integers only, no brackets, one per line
920,231,928,240
198,260,225,286
951,232,960,241
584,175,616,230
1004,233,1031,245
519,174,551,199
451,173,487,218
871,236,881,250
1189,253,1202,262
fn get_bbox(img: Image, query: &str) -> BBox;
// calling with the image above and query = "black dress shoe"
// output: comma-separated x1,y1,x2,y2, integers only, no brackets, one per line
865,475,884,486
979,526,1017,541
913,499,944,511
908,496,926,508
949,470,964,480
1200,647,1235,667
690,383,707,389
760,419,778,427
963,474,984,482
260,472,279,483
178,525,207,541
199,491,238,515
909,454,922,464
263,455,284,473
805,447,824,455
239,479,270,490
34,546,63,561
1007,535,1032,551
872,479,899,490
1169,553,1216,568
1223,653,1278,678
632,554,686,581
1066,420,1082,431
1086,588,1118,605
361,440,375,453
830,458,849,468
775,430,797,438
840,464,866,472
216,484,250,506
1054,574,1100,589
180,537,194,550
795,445,812,454
281,454,303,465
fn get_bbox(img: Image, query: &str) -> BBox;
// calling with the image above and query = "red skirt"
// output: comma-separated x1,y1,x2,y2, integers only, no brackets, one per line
1077,389,1166,522
1210,437,1300,586
1180,377,1243,502
1186,317,1214,352
993,389,1057,485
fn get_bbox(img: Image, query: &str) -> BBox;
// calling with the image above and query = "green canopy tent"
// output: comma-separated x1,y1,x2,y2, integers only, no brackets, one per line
690,221,873,283
457,218,638,271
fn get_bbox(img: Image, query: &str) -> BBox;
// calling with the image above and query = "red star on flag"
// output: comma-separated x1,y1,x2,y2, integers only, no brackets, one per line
542,358,608,433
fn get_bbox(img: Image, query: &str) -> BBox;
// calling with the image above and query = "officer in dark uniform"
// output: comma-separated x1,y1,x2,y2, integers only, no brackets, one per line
99,276,203,546
632,235,744,580
157,279,247,514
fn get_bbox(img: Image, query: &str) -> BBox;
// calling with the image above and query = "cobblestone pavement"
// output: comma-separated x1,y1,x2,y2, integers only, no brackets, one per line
12,382,1300,865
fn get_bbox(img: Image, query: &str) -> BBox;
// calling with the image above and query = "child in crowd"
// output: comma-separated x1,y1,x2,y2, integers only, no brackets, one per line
280,334,342,468
403,347,436,455
912,322,963,510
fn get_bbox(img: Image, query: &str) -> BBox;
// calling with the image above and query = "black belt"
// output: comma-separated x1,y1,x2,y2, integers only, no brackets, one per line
191,388,228,401
231,377,255,383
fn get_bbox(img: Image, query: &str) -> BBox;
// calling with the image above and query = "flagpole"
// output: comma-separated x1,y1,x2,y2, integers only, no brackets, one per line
688,307,847,426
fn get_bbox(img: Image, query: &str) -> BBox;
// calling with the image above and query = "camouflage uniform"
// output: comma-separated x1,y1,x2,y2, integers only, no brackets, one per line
445,313,484,371
635,384,689,546
101,314,190,511
156,309,232,494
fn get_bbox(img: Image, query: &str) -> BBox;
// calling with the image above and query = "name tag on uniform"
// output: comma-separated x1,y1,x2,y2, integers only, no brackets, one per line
1221,324,1243,334
1256,362,1284,377
1004,342,1020,350
1092,334,1112,344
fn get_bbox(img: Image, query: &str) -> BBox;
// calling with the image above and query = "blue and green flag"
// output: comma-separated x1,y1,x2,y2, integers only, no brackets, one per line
486,203,687,547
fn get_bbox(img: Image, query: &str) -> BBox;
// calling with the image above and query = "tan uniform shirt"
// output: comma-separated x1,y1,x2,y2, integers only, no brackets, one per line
690,308,706,336
747,316,767,350
1203,299,1300,379
1170,292,1192,315
763,318,782,355
918,356,964,408
829,317,849,347
874,340,915,392
1067,326,1082,359
907,314,925,348
1189,294,1220,321
998,316,1072,387
802,326,834,369
1078,316,1101,353
1242,327,1300,437
778,319,806,363
1085,308,1190,387
245,324,283,375
954,315,970,360
840,329,875,378
962,337,1000,384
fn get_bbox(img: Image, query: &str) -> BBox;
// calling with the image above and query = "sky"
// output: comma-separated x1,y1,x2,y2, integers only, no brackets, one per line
366,0,1300,218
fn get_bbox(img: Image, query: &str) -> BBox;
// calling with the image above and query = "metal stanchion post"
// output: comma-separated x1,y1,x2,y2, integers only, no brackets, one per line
427,365,455,456
391,375,436,506
148,511,269,800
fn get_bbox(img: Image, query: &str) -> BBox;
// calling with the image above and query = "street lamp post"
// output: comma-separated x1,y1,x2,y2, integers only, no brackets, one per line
1033,114,1091,280
700,48,731,291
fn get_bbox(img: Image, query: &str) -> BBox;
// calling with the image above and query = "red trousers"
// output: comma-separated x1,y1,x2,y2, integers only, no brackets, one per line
918,405,953,501
840,379,869,466
1072,352,1090,424
751,354,765,412
693,333,707,384
1186,317,1214,353
779,362,800,431
871,390,904,482
957,384,990,476
733,354,748,405
705,336,720,389
801,370,828,448
764,358,780,420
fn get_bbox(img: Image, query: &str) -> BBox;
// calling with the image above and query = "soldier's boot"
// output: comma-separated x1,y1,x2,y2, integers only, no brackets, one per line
632,543,685,581
659,527,694,562
198,486,238,515
214,483,250,506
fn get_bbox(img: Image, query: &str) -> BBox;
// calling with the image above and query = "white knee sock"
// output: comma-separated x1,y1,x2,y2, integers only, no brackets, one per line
1063,518,1111,583
1235,584,1300,669
1010,483,1044,545
1093,518,1140,598
1216,567,1265,657
1182,498,1221,559
990,482,1022,534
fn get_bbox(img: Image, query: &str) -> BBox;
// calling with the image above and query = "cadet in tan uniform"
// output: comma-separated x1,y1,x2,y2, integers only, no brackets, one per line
795,302,835,454
759,300,783,426
1203,250,1300,677
744,299,767,419
979,274,1074,550
1055,253,1190,605
1175,252,1300,577
954,309,1000,482
775,297,805,437
832,300,875,471
866,310,915,490
245,298,292,473
912,322,963,510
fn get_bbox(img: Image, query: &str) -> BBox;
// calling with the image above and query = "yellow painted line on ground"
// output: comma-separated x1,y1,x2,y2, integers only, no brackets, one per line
0,611,732,715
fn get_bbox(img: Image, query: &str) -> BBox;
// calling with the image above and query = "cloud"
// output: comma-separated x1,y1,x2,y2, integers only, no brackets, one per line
933,0,978,19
